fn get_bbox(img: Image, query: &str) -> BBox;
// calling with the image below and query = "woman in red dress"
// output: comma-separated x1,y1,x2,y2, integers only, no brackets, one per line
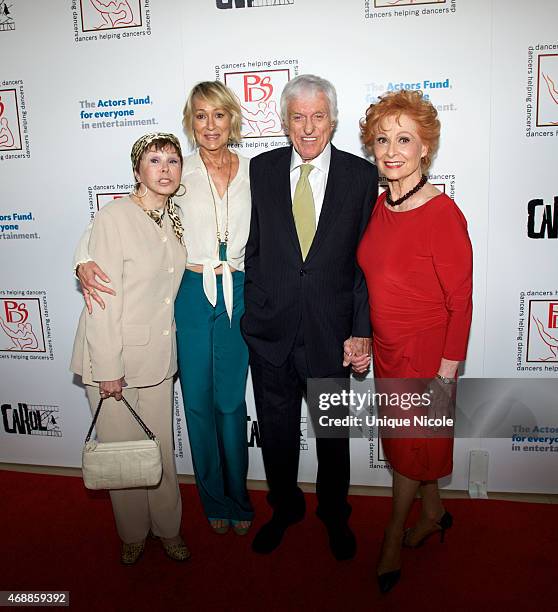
356,90,473,593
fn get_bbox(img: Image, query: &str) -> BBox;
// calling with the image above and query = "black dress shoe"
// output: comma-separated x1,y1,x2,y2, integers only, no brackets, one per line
377,569,401,594
252,518,288,554
324,522,356,561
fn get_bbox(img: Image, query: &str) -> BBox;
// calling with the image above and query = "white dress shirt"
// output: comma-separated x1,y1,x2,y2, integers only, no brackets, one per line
289,142,331,225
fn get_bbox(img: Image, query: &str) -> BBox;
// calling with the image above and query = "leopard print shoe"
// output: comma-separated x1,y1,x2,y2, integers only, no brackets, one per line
121,541,145,565
161,536,191,562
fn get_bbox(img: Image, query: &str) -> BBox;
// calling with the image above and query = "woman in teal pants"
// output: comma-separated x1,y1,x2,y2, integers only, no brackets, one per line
175,269,251,530
174,82,253,534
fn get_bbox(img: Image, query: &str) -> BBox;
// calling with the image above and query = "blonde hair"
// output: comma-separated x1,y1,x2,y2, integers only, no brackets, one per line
361,90,440,172
183,81,242,146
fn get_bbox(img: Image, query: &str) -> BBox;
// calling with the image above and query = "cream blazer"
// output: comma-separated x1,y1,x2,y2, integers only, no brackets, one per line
71,197,186,388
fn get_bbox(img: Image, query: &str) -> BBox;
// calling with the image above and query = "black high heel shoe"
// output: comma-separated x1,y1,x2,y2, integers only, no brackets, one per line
377,568,401,594
438,511,453,543
403,510,453,548
376,531,403,594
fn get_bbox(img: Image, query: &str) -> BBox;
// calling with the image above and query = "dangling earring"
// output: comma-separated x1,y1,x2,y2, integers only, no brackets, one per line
422,156,427,176
174,183,186,197
133,182,148,198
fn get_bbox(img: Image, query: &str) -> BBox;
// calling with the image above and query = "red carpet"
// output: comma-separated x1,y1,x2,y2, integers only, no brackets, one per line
0,470,554,611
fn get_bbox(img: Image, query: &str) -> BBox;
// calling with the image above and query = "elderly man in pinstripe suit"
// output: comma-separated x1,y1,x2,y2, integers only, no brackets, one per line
241,74,378,559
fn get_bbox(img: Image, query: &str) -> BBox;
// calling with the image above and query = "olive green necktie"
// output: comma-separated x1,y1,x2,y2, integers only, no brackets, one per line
292,163,316,260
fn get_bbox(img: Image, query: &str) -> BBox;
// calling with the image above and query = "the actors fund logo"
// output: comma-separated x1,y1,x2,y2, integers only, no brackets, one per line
527,300,558,362
225,69,289,138
374,0,445,6
527,197,557,239
80,0,141,31
216,0,293,9
0,0,14,31
1,403,61,437
0,298,45,352
0,89,21,150
537,54,558,127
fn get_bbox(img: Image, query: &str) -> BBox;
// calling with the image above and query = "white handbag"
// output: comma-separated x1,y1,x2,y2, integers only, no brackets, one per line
82,396,163,490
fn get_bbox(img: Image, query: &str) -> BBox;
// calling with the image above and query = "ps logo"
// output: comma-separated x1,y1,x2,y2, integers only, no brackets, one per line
528,300,558,362
243,75,273,103
224,68,290,139
4,301,29,324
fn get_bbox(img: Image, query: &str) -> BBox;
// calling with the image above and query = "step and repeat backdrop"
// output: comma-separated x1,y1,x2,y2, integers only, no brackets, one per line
0,0,556,493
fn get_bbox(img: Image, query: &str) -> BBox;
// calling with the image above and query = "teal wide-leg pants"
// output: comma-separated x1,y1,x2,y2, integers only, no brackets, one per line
175,270,253,521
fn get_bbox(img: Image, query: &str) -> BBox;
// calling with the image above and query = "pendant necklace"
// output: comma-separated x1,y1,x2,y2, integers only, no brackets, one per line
386,174,428,207
203,149,232,262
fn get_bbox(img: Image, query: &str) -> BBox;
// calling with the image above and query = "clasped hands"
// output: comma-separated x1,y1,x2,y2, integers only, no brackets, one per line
343,336,372,374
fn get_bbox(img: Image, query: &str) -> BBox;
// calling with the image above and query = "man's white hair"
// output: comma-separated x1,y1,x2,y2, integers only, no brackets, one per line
280,74,338,125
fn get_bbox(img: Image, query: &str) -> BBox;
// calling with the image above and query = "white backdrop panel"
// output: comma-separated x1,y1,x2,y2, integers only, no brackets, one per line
0,0,556,494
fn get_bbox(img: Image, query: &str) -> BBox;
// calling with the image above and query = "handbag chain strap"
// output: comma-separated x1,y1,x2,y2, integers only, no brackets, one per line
85,396,156,443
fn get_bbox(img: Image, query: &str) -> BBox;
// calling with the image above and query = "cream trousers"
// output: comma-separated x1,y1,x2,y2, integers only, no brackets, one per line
86,378,182,544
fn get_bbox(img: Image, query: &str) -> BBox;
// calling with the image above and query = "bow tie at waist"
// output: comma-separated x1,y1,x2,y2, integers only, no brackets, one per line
199,260,235,324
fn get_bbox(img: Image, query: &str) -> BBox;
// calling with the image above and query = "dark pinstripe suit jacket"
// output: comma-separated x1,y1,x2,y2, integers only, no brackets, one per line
241,144,378,378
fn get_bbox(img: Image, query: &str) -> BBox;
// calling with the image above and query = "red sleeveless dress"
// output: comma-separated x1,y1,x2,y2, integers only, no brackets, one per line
357,192,473,480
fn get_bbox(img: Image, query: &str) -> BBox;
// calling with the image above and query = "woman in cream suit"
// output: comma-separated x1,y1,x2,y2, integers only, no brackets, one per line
75,82,254,537
71,133,190,565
